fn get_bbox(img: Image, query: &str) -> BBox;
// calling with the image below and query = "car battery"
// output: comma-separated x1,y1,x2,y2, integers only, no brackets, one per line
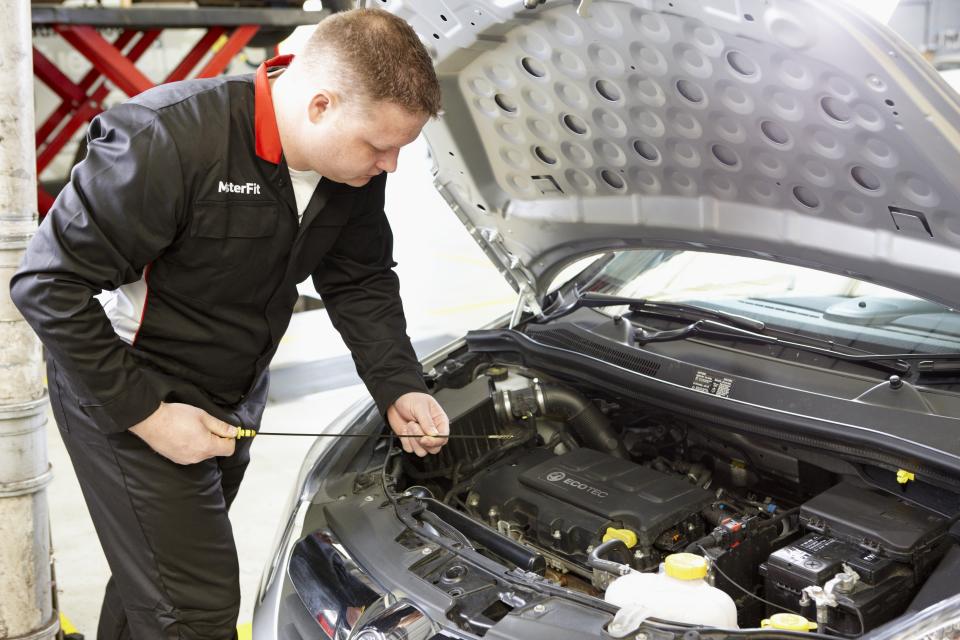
800,483,950,577
760,483,951,635
761,533,915,635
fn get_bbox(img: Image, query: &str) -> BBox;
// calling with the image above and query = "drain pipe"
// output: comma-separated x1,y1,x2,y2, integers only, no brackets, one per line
0,2,58,638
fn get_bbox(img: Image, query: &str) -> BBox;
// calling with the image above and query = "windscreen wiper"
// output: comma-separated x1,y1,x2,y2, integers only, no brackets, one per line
913,359,960,373
543,290,766,332
544,291,960,375
637,318,920,375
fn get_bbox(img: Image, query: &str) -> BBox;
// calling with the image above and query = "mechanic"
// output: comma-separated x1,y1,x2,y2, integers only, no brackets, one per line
10,8,449,640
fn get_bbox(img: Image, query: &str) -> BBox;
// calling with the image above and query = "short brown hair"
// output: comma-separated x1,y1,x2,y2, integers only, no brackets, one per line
302,8,442,117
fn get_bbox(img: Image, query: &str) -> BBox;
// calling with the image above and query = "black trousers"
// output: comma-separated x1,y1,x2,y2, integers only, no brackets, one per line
47,360,253,640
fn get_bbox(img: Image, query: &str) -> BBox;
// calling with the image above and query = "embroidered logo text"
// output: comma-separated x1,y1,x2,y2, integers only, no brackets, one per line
218,180,262,195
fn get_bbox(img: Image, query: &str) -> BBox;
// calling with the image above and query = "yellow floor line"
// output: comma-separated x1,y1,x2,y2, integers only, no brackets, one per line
60,613,78,634
59,613,250,638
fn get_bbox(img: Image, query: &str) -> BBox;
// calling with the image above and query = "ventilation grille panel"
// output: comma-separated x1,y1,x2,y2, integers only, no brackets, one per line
526,326,661,377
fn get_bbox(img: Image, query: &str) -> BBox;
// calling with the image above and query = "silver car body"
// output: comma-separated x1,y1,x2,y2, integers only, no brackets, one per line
255,1,960,638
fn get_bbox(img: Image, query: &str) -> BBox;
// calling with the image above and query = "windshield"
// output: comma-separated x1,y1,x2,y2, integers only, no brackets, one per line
558,250,960,356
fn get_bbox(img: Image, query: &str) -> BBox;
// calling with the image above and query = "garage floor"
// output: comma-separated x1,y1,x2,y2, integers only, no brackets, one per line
45,138,515,634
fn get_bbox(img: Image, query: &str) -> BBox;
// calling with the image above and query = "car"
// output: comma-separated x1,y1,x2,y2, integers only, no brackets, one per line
252,1,960,638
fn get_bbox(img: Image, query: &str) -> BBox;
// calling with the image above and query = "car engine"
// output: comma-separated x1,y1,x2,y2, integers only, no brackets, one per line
395,364,956,634
467,447,714,571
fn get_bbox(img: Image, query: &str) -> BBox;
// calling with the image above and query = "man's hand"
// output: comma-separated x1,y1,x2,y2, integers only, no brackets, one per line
386,392,449,457
129,402,238,465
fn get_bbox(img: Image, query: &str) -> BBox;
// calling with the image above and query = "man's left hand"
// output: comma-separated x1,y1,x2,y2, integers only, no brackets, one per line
386,392,450,457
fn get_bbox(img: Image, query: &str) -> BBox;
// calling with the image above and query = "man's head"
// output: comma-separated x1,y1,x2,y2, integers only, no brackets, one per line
273,9,442,186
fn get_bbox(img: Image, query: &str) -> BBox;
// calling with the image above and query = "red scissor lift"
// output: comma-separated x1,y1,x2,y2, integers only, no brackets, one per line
32,6,320,216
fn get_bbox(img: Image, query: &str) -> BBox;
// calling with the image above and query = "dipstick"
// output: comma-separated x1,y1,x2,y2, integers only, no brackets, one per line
234,428,516,440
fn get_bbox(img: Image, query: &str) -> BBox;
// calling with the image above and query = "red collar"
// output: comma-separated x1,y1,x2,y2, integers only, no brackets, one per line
254,54,293,164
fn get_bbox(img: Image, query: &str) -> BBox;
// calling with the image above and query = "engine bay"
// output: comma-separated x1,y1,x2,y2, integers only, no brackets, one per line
385,361,960,636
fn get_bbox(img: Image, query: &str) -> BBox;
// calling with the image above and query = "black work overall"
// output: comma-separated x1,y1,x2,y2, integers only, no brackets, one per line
12,55,426,639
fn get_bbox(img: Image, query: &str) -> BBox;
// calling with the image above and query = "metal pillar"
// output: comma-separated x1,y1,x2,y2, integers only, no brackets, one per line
0,1,58,639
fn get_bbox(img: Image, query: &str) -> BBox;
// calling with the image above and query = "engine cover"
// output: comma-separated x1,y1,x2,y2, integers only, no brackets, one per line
470,447,714,565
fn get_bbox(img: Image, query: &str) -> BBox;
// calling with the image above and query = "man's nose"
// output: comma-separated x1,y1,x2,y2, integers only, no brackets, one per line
377,149,400,173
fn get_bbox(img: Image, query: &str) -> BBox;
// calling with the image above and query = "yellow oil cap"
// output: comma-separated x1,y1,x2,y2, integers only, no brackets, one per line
602,527,638,549
664,553,708,580
761,613,817,632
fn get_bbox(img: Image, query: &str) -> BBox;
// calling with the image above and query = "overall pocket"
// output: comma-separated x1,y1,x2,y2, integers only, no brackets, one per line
161,201,285,304
187,201,280,264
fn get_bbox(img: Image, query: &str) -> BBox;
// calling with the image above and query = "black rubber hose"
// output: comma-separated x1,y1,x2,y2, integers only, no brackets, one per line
701,506,728,527
685,533,720,553
507,383,627,458
419,510,475,550
754,507,799,531
685,508,799,553
421,498,546,575
587,539,633,577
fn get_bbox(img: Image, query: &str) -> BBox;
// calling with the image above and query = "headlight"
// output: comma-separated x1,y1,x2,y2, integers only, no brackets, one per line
351,599,437,640
866,594,960,640
257,396,379,604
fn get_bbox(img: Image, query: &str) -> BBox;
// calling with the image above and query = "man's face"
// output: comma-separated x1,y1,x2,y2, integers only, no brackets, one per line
299,95,429,187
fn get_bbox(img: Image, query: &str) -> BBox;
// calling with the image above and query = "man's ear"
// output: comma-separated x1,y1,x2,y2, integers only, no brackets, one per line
307,91,333,124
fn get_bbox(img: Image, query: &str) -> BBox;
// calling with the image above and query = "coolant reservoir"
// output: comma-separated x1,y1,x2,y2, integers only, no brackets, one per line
604,553,739,629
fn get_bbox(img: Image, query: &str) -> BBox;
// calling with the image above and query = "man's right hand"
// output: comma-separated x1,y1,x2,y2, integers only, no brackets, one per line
129,402,238,465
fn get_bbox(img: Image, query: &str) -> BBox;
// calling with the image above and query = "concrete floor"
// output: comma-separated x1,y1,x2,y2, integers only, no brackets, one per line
45,137,515,634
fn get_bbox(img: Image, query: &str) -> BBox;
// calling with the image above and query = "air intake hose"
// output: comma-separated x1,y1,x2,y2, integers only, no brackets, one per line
497,381,628,458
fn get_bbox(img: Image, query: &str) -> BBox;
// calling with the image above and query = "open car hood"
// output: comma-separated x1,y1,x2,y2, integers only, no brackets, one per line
385,0,960,310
